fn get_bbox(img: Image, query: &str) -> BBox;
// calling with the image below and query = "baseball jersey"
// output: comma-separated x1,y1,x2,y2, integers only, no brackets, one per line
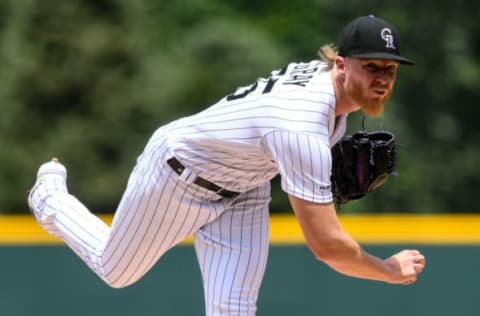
166,60,347,204
27,60,347,305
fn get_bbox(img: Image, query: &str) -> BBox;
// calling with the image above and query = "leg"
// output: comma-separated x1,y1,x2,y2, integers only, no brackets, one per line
28,128,220,288
28,159,112,274
194,184,271,316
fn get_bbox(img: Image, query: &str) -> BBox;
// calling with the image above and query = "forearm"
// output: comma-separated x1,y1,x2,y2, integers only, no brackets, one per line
289,195,425,285
289,195,393,282
316,232,391,282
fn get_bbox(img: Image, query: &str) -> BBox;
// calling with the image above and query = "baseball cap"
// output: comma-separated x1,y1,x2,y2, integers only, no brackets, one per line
338,15,415,65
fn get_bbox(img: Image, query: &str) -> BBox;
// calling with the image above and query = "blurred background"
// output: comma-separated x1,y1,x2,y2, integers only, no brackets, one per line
1,1,480,316
1,0,479,215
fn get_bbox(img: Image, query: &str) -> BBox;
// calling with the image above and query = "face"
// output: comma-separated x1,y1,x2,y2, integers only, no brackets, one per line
342,58,399,117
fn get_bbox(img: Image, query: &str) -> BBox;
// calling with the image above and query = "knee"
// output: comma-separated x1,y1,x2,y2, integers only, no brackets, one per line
103,279,130,289
99,270,140,289
99,274,129,289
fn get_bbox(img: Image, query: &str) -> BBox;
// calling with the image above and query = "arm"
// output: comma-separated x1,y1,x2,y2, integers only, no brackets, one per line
288,195,425,284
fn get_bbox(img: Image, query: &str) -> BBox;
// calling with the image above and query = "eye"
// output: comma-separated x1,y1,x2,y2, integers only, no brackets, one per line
363,63,378,72
386,65,398,73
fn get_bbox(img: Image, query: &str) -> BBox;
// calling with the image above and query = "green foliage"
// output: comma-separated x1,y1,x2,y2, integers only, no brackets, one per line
1,0,479,214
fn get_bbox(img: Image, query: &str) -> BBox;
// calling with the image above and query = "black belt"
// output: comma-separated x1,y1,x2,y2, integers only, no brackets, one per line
166,157,240,198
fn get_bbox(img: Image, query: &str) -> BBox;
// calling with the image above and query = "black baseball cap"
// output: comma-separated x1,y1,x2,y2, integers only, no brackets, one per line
338,15,415,65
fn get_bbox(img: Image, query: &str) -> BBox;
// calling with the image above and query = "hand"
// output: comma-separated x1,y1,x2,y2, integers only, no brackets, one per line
384,249,426,285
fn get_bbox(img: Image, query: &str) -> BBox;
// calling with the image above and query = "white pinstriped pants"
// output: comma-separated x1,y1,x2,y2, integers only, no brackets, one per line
28,126,271,316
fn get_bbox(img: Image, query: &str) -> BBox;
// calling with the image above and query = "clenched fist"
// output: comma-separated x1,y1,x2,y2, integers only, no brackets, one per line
384,249,426,285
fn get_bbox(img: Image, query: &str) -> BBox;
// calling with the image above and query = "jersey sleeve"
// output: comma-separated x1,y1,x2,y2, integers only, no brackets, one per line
262,130,333,204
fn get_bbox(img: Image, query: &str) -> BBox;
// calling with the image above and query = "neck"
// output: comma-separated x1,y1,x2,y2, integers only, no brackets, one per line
330,67,361,116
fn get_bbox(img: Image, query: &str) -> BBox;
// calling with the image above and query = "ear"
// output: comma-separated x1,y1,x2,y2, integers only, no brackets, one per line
335,56,346,71
335,56,346,82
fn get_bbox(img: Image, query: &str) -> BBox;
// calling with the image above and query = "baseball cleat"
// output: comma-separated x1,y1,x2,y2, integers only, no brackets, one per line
36,157,67,181
27,158,68,233
28,157,68,208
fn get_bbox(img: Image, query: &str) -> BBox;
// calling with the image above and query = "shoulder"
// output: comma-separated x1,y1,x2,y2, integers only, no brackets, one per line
273,60,332,93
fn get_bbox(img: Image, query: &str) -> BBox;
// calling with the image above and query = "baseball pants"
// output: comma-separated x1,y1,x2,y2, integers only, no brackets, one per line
28,126,271,316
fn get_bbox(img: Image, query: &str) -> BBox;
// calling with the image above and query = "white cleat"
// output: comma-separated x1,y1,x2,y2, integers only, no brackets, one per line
27,157,68,236
36,157,67,182
28,157,68,213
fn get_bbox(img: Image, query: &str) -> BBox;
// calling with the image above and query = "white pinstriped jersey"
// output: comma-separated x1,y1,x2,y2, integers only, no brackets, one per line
28,59,349,315
167,60,347,203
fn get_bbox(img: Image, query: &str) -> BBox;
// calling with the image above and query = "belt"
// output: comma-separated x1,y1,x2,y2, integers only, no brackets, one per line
166,157,240,198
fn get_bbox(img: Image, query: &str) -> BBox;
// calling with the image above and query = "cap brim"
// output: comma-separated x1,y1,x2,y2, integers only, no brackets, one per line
350,52,415,65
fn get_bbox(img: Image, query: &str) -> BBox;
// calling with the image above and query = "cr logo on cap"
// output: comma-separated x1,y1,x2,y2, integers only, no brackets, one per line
380,28,396,49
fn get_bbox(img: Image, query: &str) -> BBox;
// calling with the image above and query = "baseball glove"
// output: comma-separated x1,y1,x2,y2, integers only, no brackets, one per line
331,130,396,204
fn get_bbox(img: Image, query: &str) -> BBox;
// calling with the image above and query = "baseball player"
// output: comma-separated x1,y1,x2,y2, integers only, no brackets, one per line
28,15,425,316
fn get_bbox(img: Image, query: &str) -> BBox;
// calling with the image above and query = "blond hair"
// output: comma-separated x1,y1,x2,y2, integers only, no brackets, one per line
317,44,338,70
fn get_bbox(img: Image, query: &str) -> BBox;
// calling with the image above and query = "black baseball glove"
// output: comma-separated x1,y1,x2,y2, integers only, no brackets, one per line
331,131,396,204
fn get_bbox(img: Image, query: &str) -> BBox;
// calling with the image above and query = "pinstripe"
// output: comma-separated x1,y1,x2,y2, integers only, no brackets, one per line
198,211,226,316
36,179,108,244
236,188,259,314
205,226,218,316
215,213,230,315
227,202,247,315
29,60,346,314
218,206,235,313
175,126,329,138
42,195,104,245
189,103,331,123
193,97,333,115
194,184,270,316
176,114,331,131
34,190,109,272
112,166,186,285
281,131,289,191
203,202,230,316
307,136,315,198
186,115,328,126
102,144,167,267
247,192,268,301
103,139,171,260
295,134,305,199
162,185,200,248
287,132,295,194
102,151,167,275
139,180,196,281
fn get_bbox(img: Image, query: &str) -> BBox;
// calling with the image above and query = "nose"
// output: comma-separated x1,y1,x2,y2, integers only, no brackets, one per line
375,70,390,85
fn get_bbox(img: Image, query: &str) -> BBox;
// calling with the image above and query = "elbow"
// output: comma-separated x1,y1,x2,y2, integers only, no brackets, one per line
308,238,341,263
307,232,357,264
307,233,362,270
